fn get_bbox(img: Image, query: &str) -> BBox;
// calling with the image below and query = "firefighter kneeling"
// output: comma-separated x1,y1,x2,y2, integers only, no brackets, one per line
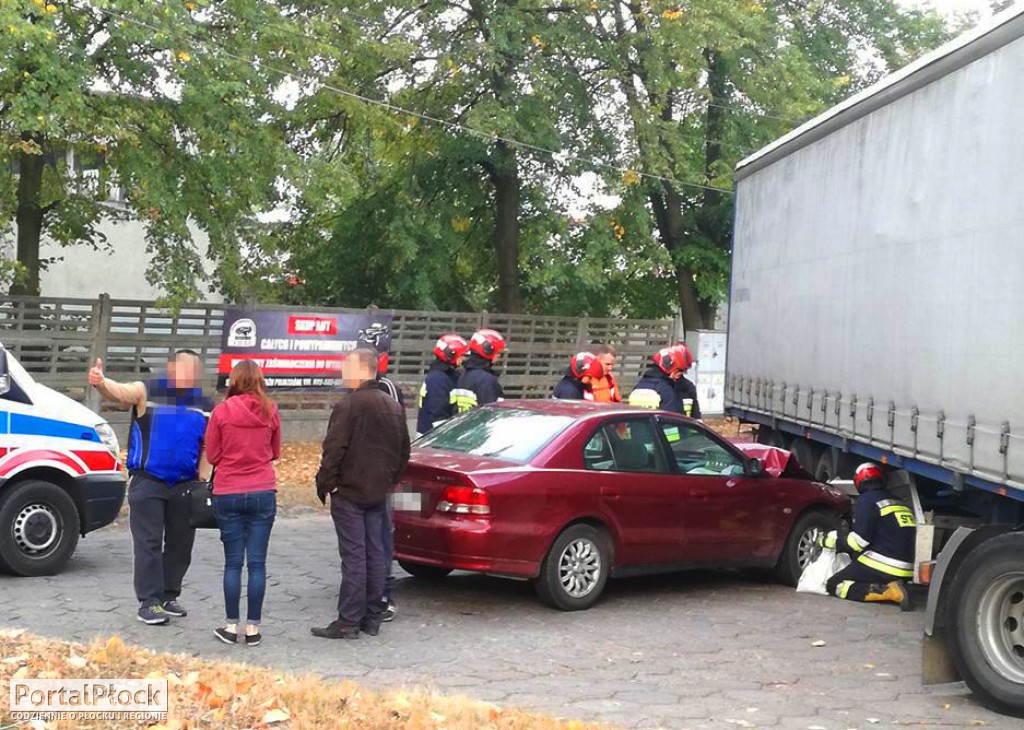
822,462,916,611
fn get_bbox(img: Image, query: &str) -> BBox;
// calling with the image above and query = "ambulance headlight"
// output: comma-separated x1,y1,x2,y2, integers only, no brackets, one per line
95,423,120,458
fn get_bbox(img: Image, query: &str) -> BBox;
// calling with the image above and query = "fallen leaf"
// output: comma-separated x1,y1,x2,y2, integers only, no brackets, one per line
261,707,291,724
0,628,26,638
67,654,88,669
2,654,29,664
12,666,30,679
811,640,826,647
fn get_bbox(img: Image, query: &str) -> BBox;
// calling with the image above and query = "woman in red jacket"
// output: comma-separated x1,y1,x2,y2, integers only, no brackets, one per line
205,360,281,646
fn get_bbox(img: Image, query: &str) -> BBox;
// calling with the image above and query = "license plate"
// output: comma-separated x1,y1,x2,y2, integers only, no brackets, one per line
391,491,423,512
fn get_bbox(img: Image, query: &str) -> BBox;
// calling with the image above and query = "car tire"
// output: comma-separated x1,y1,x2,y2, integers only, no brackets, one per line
397,560,453,581
0,480,80,577
946,532,1024,717
775,509,840,587
533,524,611,611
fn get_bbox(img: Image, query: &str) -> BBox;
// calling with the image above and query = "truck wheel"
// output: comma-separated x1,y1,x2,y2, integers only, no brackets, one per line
789,438,817,472
533,524,610,611
397,560,452,580
775,509,840,586
0,480,80,577
947,532,1024,716
814,449,839,482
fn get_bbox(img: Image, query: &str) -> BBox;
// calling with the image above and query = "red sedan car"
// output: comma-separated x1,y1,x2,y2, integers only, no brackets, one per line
394,400,849,610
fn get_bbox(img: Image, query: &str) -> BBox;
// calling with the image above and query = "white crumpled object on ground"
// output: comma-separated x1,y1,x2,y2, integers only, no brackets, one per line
796,547,851,595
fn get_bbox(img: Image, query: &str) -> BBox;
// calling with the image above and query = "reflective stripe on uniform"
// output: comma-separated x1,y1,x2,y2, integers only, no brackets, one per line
682,398,694,417
846,531,869,553
418,383,428,408
836,580,854,599
857,550,914,578
628,389,661,409
450,388,478,413
880,504,913,518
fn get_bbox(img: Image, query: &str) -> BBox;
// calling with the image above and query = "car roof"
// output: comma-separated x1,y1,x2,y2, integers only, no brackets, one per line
491,398,668,421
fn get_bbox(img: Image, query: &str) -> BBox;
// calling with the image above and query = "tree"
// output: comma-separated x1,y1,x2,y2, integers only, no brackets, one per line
583,0,948,330
0,1,302,300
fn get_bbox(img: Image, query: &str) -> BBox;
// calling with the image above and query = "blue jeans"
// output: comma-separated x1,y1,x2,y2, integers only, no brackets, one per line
212,491,276,624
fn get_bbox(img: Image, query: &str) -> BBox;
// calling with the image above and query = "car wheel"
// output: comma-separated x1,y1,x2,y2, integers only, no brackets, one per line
0,480,80,577
775,509,840,586
533,524,611,611
947,532,1024,716
397,559,453,580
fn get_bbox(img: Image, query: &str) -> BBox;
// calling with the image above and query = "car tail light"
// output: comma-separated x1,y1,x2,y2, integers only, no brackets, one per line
436,486,490,517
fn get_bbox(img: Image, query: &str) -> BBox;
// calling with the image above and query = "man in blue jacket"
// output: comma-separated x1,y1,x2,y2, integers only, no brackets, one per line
628,347,687,413
417,334,469,436
552,352,605,401
823,462,916,610
452,329,506,413
89,350,211,625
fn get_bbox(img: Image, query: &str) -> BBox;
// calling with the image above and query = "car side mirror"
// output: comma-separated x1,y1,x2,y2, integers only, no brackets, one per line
746,457,764,477
0,349,10,396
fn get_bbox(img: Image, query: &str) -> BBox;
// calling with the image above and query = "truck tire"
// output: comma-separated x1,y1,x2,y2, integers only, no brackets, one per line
814,449,839,482
775,509,840,586
947,531,1024,716
533,524,611,611
789,437,817,473
0,480,80,577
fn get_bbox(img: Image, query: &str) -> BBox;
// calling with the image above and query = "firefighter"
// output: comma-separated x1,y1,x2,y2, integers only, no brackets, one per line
552,351,605,400
672,343,702,419
452,329,506,413
627,347,687,412
823,462,916,610
416,334,469,437
590,344,621,403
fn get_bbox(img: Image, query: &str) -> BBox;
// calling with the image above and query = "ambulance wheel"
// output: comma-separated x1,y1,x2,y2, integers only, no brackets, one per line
0,480,80,576
947,532,1024,717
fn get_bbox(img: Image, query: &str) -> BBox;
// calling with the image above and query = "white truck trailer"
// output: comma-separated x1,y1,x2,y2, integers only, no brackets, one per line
726,6,1024,715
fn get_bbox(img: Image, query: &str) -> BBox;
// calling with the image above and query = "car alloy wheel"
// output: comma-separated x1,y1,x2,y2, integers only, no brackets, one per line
797,526,823,571
558,537,602,598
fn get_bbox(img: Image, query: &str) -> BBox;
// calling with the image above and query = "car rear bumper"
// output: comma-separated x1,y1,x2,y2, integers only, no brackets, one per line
394,516,540,579
78,472,126,534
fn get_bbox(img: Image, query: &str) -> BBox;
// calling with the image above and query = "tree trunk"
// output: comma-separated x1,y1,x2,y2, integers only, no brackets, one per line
650,185,707,333
12,137,46,296
490,142,522,313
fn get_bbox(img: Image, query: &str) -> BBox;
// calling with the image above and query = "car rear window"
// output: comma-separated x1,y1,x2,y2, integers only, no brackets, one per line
416,407,574,463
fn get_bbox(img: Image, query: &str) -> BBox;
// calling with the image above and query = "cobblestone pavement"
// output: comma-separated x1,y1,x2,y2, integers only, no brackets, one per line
0,515,1015,730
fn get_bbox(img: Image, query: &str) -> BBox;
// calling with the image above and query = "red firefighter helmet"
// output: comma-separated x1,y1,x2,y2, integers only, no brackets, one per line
433,334,470,365
652,347,685,375
672,342,694,371
376,351,390,375
854,462,885,492
570,351,604,380
469,329,506,360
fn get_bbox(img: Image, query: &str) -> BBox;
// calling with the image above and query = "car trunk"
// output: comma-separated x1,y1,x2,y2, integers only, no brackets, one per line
398,448,516,517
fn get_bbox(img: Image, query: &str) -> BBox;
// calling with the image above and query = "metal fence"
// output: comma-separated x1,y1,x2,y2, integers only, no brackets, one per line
0,295,679,433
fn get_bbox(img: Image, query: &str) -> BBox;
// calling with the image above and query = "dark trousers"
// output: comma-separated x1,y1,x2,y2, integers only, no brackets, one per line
127,474,196,606
212,490,277,624
382,501,395,601
826,560,894,602
330,495,386,629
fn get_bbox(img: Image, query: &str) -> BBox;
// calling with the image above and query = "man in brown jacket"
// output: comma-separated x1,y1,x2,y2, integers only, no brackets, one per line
312,348,411,639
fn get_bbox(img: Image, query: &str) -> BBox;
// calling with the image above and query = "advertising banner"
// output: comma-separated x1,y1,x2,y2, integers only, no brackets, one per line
218,309,393,390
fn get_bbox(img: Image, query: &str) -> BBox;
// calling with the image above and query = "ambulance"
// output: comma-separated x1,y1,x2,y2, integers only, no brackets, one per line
0,344,125,576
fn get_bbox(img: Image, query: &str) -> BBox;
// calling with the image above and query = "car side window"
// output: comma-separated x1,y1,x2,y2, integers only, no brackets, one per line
584,419,667,474
660,421,744,476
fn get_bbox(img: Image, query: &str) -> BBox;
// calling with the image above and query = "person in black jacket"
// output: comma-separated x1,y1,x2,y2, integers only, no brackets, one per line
452,329,506,413
552,352,605,401
823,462,915,610
628,347,687,413
671,343,702,419
417,334,469,436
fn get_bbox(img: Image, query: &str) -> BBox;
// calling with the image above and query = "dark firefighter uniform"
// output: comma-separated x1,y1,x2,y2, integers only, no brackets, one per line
417,361,459,436
674,375,702,419
452,353,503,413
824,486,916,607
628,367,683,413
552,368,593,401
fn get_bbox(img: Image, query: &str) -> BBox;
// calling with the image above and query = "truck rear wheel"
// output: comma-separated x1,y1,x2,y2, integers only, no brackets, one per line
0,480,80,577
947,532,1024,716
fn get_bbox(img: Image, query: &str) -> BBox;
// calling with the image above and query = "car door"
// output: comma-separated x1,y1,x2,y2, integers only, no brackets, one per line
583,416,688,566
656,418,782,564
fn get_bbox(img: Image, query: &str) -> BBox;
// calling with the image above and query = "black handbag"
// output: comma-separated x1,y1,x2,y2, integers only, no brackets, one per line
187,478,218,529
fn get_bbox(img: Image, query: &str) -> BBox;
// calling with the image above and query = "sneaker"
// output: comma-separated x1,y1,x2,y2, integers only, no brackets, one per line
162,600,187,617
310,620,360,640
213,627,238,645
381,600,397,623
245,633,263,647
137,605,169,625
